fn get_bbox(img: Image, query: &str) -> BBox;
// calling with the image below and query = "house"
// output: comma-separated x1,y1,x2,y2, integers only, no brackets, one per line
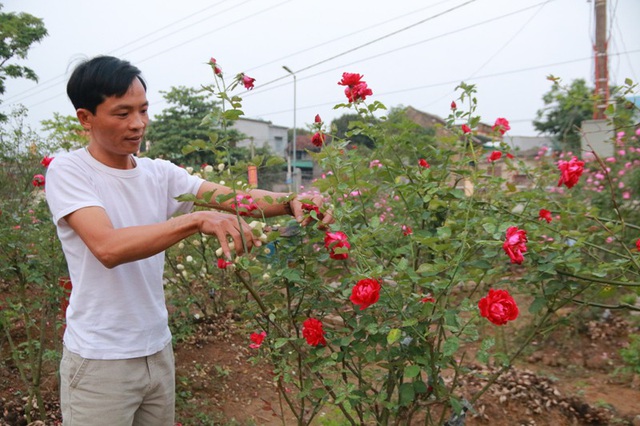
232,117,289,157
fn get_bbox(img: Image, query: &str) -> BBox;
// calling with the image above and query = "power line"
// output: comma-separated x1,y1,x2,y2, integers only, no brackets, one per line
244,0,453,73
241,0,554,99
3,0,240,104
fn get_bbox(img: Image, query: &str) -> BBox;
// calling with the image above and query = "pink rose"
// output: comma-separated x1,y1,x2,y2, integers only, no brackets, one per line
350,278,381,310
208,57,222,75
231,194,258,216
302,318,326,346
32,174,45,187
557,156,585,189
503,226,527,264
478,289,519,325
241,74,255,90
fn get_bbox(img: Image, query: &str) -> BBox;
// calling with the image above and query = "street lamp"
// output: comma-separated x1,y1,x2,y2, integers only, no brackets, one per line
282,65,297,192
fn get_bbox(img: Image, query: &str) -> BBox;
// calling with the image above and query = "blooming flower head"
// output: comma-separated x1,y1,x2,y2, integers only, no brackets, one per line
324,231,351,260
32,174,45,187
217,258,232,269
249,331,266,349
241,74,256,90
311,132,325,147
41,156,54,167
369,159,382,168
538,209,552,223
636,238,640,251
302,318,326,346
401,225,413,236
350,278,381,310
503,226,527,264
418,158,430,168
478,289,519,325
557,156,585,189
301,202,320,215
337,72,372,103
208,57,222,75
488,151,502,162
421,294,435,303
461,124,471,134
492,117,511,135
231,194,258,216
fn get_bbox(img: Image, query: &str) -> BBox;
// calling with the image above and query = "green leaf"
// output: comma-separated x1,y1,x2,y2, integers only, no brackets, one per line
404,365,421,378
387,328,402,345
399,383,415,407
528,297,547,314
442,336,459,357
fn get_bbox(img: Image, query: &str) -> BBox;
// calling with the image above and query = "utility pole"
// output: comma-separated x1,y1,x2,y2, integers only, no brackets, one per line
593,0,609,119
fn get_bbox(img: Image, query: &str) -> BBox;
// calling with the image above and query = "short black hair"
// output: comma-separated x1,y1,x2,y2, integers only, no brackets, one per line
66,56,147,114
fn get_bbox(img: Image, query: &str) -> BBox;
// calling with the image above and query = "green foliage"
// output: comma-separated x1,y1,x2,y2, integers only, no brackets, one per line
40,112,89,151
619,334,640,375
533,78,595,154
0,4,48,121
0,107,67,423
170,69,640,425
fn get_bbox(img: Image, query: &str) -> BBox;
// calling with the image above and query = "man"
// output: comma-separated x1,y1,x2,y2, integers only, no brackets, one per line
45,55,331,426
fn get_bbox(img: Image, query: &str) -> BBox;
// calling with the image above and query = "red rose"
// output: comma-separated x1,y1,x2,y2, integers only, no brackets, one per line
503,226,527,264
242,74,255,90
32,174,45,187
418,158,430,168
401,225,412,236
41,156,54,167
450,101,457,110
461,124,471,134
506,153,514,159
421,294,435,303
311,132,325,147
217,258,232,269
249,331,266,349
488,151,502,162
478,289,519,325
338,72,364,87
314,114,322,123
557,156,585,189
301,203,320,215
231,194,258,216
208,57,222,75
302,318,326,346
350,278,381,310
538,209,552,223
324,231,350,260
492,117,511,135
338,72,372,103
636,238,640,251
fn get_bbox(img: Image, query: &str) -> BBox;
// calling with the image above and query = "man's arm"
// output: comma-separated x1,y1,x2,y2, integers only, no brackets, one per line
196,181,333,226
65,206,258,269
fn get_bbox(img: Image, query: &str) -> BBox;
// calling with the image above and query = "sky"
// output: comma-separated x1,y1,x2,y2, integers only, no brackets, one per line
2,0,639,138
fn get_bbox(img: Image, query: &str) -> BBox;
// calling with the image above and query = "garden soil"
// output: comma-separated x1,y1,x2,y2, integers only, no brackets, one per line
1,310,639,425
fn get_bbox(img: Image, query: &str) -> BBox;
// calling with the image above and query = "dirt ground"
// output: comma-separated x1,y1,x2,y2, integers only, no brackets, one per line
1,309,639,425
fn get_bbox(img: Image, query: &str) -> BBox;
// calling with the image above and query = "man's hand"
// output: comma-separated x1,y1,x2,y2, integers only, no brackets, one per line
289,193,334,228
194,210,261,259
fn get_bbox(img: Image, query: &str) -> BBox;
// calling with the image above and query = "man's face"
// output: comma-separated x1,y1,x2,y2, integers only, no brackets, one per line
81,77,149,158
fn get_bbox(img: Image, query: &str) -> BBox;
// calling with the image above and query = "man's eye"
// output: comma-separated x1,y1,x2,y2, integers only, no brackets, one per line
116,113,128,118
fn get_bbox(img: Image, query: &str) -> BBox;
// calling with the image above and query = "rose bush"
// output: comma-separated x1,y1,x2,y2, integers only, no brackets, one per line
171,62,640,425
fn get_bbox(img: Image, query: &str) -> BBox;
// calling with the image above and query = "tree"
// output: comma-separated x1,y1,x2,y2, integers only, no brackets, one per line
144,86,243,166
40,113,88,151
533,79,594,154
331,113,377,149
0,4,48,121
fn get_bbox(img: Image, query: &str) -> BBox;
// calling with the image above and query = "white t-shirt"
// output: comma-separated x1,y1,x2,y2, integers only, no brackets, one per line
45,148,204,359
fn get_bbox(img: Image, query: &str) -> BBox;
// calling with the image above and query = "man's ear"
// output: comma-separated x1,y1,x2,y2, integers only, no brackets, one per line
76,109,93,130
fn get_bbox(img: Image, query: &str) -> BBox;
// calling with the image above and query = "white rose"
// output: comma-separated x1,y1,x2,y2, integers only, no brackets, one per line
186,167,194,174
178,242,185,249
204,165,213,173
217,163,225,171
262,273,270,280
186,256,193,263
215,247,224,257
176,264,185,270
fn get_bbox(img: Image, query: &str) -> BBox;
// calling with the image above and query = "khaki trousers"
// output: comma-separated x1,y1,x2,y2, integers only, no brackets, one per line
60,343,175,426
